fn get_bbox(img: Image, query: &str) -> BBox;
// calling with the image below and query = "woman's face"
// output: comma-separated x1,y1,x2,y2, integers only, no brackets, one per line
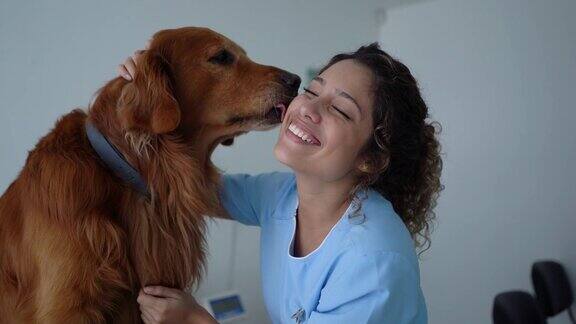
274,59,374,181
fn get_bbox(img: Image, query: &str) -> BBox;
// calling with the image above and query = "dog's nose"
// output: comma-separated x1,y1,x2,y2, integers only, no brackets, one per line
279,72,301,90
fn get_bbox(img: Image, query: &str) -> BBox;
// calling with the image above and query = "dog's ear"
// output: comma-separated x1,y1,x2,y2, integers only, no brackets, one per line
117,50,180,134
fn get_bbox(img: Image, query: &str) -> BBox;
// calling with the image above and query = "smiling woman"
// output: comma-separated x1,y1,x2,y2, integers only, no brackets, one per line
276,44,443,254
120,41,442,324
274,58,376,184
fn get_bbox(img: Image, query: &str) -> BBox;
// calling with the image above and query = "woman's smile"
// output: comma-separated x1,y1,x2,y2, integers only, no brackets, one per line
285,123,320,146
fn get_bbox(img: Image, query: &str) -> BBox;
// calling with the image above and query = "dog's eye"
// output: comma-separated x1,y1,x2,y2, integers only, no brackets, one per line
209,49,235,65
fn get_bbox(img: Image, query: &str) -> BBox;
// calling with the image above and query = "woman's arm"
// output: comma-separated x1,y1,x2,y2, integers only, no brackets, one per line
217,172,294,226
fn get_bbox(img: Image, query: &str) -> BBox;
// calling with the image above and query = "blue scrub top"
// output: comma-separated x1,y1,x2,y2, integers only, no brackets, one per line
219,171,428,324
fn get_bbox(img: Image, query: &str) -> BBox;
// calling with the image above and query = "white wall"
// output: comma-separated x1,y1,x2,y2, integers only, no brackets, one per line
379,1,576,323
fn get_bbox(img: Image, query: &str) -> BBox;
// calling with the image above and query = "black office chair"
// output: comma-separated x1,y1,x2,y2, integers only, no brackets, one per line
532,260,575,323
493,291,547,324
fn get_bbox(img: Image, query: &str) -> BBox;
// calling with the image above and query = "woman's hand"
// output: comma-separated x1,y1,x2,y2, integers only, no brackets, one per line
117,40,149,81
137,286,218,324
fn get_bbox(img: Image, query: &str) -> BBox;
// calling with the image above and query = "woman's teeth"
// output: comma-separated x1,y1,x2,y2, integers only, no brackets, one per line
288,123,315,144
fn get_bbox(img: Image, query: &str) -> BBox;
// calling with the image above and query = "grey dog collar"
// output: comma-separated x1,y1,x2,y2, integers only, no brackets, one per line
85,120,151,199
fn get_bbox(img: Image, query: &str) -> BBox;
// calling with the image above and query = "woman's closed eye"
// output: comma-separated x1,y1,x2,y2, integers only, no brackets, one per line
302,88,351,120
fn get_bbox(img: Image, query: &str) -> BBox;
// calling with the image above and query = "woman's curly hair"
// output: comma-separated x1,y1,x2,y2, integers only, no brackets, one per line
319,43,444,256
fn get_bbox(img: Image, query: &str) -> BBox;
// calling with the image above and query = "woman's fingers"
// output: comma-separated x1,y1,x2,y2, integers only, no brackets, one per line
137,290,164,313
117,64,131,81
144,285,183,299
140,308,154,324
140,303,159,324
118,50,145,81
124,55,137,79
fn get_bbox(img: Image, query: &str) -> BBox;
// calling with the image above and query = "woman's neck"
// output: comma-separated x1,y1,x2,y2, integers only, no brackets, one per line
291,171,356,257
294,171,356,228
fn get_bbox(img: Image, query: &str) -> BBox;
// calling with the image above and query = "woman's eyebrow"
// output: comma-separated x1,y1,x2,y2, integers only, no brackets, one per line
313,76,362,115
336,90,362,115
312,76,326,85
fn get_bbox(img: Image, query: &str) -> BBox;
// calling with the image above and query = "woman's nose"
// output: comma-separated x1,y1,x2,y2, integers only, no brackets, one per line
299,100,322,123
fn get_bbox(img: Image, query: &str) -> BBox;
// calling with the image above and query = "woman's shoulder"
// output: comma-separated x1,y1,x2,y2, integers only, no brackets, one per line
324,239,422,299
340,189,419,267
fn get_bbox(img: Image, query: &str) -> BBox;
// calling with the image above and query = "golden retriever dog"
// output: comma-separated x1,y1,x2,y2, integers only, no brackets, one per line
0,26,300,323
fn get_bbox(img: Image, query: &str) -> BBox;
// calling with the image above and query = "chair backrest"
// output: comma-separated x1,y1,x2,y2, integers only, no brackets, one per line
493,291,547,324
532,260,574,317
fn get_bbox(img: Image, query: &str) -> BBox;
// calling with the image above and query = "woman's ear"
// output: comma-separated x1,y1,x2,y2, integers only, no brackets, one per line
117,50,180,134
357,160,371,173
356,152,390,174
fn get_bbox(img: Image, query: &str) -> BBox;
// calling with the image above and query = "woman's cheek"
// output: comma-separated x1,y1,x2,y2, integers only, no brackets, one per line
332,127,359,152
292,94,307,105
284,96,304,118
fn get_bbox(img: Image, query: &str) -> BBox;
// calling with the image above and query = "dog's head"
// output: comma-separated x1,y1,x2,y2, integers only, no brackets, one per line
117,27,300,156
